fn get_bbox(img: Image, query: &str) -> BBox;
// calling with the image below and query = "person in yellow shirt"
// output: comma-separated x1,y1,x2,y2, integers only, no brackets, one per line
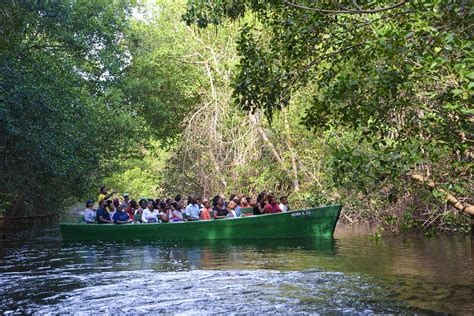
98,186,116,204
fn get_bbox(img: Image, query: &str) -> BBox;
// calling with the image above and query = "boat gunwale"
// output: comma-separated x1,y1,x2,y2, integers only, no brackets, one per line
59,204,342,226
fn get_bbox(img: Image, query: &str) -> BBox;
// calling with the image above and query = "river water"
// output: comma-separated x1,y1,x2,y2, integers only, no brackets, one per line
0,226,472,314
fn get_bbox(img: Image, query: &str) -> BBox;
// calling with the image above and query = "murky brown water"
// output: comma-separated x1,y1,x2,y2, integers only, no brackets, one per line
0,226,472,314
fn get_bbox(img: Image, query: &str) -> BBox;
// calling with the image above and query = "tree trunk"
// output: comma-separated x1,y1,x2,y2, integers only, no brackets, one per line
248,113,288,171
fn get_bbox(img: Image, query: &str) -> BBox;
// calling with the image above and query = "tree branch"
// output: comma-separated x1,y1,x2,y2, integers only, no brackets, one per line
411,174,474,216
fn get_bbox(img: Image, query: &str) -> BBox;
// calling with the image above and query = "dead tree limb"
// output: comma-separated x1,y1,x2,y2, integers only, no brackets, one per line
411,174,474,216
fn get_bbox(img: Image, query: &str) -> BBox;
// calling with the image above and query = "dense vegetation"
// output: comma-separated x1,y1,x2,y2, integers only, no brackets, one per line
0,0,472,234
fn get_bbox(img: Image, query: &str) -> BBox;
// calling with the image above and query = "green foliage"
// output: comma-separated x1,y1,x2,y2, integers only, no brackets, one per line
120,0,207,142
1,0,471,238
102,140,170,199
0,1,141,216
183,0,473,233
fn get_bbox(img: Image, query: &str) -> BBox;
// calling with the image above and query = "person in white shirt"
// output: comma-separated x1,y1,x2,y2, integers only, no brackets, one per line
107,200,117,219
279,196,289,212
142,201,159,223
83,199,96,223
185,196,200,221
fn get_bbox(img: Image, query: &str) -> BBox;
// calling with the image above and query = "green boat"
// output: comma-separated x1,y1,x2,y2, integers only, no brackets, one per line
60,204,342,241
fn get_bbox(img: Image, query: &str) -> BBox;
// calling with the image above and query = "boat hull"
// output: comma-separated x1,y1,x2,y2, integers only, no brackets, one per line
60,204,342,241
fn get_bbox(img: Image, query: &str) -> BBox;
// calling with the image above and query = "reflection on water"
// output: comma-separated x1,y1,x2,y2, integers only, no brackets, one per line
0,227,472,314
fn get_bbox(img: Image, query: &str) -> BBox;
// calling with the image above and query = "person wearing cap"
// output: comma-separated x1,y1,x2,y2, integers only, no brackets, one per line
84,199,96,223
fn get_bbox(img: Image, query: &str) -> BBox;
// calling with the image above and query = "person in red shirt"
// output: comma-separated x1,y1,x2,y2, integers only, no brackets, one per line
253,192,268,215
263,194,282,214
125,200,136,222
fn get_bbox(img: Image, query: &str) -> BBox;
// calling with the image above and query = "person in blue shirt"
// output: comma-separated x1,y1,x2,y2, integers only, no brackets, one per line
97,199,113,224
113,205,132,224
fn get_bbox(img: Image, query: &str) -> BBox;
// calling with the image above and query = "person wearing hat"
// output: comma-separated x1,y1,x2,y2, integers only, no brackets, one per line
84,199,97,223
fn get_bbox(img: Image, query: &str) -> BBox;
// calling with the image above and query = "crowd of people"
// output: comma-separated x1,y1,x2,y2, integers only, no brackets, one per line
83,187,290,224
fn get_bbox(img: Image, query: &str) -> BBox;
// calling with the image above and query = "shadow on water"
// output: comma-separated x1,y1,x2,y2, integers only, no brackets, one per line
57,237,337,273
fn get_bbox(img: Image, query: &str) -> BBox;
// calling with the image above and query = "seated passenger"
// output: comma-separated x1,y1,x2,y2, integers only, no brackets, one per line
248,196,256,207
228,194,237,206
126,200,137,221
169,202,184,222
97,200,113,224
113,205,133,224
253,192,268,215
83,199,96,223
263,194,282,213
239,196,253,217
185,195,200,221
159,202,169,223
134,199,147,223
279,196,289,212
113,197,120,209
106,200,117,219
195,197,201,208
212,195,228,219
142,201,159,223
226,200,238,218
232,197,241,217
121,193,130,208
199,198,212,220
240,197,250,208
